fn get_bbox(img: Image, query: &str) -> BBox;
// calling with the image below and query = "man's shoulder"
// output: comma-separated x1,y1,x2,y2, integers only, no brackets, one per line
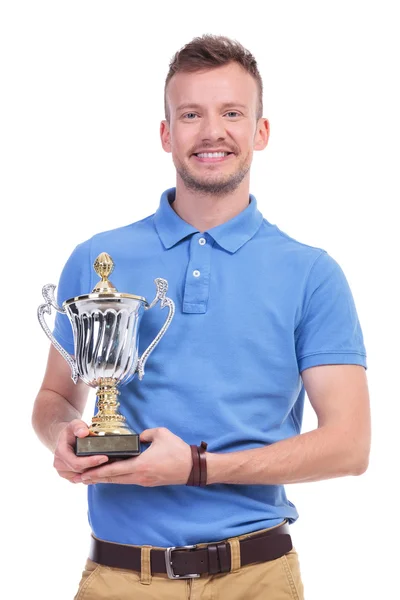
91,213,155,244
260,218,324,251
75,213,157,255
258,218,327,266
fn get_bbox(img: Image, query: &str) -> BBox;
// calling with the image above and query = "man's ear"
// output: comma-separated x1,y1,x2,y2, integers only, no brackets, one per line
254,118,270,151
160,120,172,153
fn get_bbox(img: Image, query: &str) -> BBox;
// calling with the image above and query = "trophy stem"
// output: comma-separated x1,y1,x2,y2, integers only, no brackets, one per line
89,377,134,436
76,376,140,457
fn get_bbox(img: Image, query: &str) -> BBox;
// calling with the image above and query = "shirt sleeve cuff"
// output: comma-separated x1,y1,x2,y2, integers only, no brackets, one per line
298,351,367,373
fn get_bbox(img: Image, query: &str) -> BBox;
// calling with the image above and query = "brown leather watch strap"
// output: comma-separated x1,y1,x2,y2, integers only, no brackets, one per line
198,441,208,487
186,442,208,487
187,444,200,486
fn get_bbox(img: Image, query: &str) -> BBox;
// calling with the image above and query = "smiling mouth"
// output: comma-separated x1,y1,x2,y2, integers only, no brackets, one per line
192,152,234,162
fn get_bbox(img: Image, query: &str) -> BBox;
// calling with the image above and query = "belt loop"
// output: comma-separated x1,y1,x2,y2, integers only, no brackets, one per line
140,545,152,585
228,537,241,572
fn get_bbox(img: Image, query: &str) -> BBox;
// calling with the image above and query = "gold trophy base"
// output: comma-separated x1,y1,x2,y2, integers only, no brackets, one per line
75,378,141,459
75,433,140,458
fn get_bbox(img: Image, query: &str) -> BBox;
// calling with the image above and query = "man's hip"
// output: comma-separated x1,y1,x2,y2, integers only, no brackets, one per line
75,521,304,599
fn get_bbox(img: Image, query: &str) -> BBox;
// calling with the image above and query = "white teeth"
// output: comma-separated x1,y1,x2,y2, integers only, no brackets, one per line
196,152,229,158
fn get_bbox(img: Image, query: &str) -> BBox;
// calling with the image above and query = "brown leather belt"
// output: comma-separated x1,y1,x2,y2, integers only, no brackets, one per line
89,522,292,579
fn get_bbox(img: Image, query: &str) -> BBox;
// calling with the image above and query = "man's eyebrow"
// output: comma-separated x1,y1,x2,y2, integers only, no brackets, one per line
175,102,248,112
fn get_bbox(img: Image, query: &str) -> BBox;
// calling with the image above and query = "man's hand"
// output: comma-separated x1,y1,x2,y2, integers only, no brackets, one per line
73,427,192,486
54,419,108,483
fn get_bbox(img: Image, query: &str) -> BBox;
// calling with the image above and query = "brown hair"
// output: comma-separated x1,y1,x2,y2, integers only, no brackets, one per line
164,34,263,122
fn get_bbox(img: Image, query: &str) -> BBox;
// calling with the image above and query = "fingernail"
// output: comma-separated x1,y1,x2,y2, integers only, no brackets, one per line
81,475,91,482
76,428,88,435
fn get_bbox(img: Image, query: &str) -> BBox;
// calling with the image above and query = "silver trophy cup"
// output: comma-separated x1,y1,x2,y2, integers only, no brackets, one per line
38,252,175,458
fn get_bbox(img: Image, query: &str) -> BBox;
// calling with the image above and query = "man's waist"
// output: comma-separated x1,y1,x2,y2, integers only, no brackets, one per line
88,488,298,547
89,513,293,548
89,521,292,579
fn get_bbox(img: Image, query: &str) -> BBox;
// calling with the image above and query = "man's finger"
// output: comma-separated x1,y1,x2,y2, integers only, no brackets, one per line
140,427,167,443
55,449,109,473
80,456,138,481
75,427,90,438
139,428,154,442
58,470,81,482
80,474,134,485
70,420,90,438
72,455,110,471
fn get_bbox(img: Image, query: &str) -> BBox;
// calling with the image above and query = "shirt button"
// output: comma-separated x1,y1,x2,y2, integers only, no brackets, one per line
199,237,206,245
193,270,200,278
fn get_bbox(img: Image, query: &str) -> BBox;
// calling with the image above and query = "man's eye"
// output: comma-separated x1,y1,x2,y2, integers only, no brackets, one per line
226,112,240,117
184,113,198,119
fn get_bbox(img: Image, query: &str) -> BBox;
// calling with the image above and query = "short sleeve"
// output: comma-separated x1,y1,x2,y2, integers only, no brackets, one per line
295,251,367,372
53,241,93,355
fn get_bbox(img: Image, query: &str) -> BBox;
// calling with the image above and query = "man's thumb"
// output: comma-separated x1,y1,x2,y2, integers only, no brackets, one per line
140,428,157,443
72,421,90,437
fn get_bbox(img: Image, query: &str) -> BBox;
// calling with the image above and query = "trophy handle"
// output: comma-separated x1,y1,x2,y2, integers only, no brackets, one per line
37,283,79,384
136,278,175,380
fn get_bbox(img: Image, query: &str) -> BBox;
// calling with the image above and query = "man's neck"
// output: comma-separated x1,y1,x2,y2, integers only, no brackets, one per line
172,179,251,232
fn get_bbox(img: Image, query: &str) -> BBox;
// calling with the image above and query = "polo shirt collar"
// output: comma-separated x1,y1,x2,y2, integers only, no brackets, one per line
154,187,263,253
154,188,198,249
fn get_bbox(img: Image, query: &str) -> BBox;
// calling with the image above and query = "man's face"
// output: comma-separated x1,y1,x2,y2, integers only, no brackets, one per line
161,62,269,196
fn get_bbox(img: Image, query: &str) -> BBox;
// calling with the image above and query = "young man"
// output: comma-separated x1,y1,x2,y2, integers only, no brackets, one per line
32,34,370,599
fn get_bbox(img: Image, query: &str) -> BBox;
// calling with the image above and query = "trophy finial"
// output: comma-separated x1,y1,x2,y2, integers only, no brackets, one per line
92,252,118,293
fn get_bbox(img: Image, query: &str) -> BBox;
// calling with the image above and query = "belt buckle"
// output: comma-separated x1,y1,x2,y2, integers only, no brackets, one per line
165,545,200,579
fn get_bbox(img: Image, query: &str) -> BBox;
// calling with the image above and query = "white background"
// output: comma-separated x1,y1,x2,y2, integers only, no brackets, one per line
1,1,399,598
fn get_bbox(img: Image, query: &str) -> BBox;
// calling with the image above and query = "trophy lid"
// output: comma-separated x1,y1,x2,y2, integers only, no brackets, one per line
63,252,148,306
92,252,118,293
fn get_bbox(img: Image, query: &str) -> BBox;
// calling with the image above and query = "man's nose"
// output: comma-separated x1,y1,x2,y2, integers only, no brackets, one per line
199,115,226,141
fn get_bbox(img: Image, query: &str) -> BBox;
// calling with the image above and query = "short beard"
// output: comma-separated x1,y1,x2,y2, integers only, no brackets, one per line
176,156,250,197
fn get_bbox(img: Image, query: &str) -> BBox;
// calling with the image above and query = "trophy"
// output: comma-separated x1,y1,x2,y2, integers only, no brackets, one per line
38,252,175,458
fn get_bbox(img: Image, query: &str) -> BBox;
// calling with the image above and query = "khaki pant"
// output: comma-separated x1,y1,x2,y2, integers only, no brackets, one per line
74,525,304,600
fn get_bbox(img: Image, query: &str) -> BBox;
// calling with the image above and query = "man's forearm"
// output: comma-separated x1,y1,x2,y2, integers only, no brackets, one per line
206,426,369,485
32,389,82,453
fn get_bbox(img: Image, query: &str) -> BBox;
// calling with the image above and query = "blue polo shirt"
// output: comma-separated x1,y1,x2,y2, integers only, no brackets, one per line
53,187,367,547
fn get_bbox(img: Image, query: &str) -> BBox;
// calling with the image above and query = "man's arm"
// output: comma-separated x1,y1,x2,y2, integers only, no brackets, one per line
206,364,371,485
76,363,370,487
32,345,108,480
32,345,90,452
